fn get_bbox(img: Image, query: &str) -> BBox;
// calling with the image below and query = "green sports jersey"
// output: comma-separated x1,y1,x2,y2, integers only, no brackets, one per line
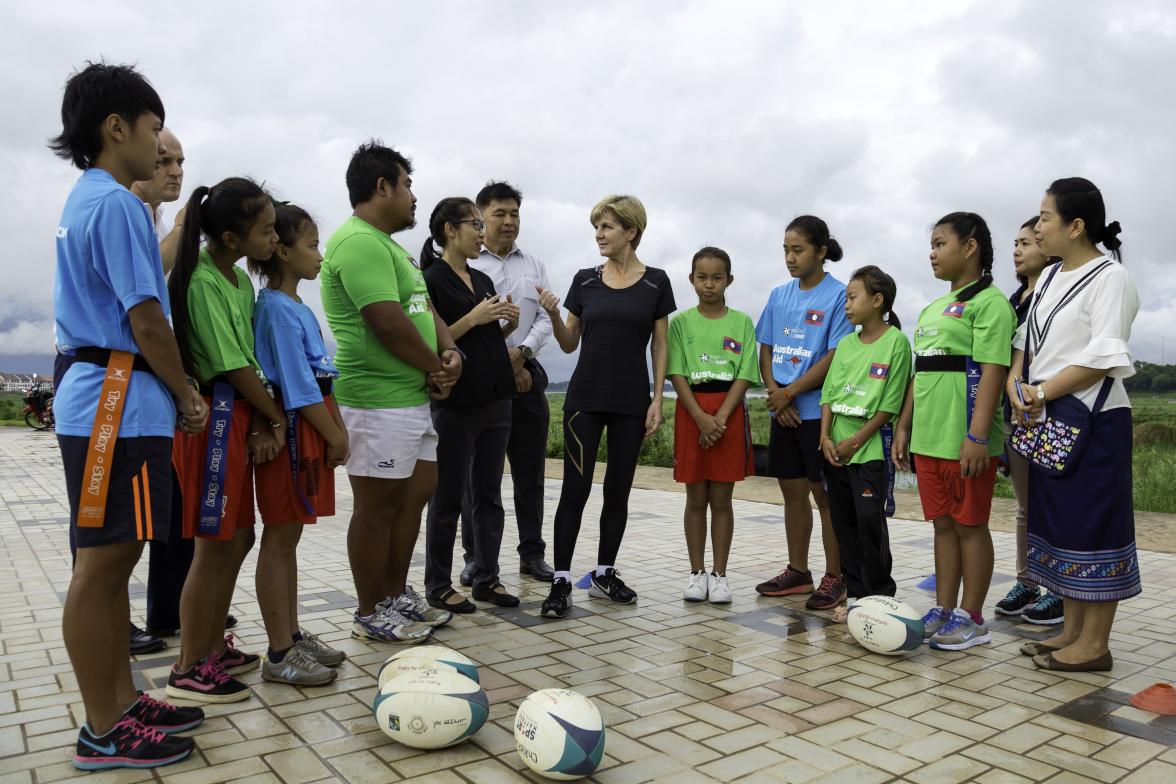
320,217,437,409
186,252,259,384
910,285,1015,459
820,326,912,465
667,307,760,388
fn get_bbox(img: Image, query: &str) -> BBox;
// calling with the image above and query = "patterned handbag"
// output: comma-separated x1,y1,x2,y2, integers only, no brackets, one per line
1009,378,1112,477
1009,259,1115,477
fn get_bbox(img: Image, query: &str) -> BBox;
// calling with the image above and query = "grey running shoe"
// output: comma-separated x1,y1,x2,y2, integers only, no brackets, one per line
394,585,453,628
929,608,993,651
352,607,433,644
921,606,951,641
262,645,337,686
296,630,346,667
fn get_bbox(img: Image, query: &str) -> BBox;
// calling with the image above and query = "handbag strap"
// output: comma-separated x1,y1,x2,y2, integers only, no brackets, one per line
1090,376,1114,416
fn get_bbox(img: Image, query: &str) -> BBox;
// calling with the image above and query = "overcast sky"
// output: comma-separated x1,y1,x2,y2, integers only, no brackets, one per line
2,0,1174,380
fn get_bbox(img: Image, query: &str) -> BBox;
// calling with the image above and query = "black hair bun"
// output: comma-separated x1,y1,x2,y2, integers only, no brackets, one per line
825,237,844,262
1102,220,1122,249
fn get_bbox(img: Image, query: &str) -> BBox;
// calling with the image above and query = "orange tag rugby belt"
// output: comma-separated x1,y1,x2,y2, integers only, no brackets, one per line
77,350,136,528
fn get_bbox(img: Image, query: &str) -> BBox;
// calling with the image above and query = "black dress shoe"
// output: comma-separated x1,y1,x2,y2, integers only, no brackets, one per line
520,558,554,582
129,623,166,655
225,614,238,630
459,561,475,587
472,582,520,607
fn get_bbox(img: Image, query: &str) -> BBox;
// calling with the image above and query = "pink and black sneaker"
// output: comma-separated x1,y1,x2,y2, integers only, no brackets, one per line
166,658,251,704
125,691,204,733
74,716,193,770
214,633,260,676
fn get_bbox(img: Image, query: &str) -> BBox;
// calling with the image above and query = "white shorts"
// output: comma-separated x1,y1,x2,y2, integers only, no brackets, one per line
339,404,438,479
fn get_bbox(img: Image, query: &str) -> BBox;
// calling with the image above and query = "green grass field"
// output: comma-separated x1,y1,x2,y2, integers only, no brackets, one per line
546,391,1176,514
0,392,28,426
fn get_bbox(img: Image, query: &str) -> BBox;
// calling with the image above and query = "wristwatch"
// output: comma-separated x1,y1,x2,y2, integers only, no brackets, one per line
1036,384,1047,402
520,345,534,360
443,346,467,362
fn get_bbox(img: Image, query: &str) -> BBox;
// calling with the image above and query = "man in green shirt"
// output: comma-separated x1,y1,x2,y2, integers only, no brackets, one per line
320,141,462,643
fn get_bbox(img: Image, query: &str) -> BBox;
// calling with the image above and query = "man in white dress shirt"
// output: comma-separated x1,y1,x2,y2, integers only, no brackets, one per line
130,127,184,272
460,181,555,582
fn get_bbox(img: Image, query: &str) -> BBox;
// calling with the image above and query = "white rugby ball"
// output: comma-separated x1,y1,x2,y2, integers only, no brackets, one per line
372,668,488,749
847,596,925,655
515,689,606,780
378,645,479,688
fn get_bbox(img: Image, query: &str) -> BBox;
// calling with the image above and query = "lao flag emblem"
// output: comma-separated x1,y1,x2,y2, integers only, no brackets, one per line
869,363,890,380
805,309,825,325
722,336,743,354
943,302,966,318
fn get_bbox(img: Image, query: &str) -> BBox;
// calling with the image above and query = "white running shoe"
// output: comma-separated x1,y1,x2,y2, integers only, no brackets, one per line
394,585,453,628
351,607,432,644
683,571,709,602
708,573,732,604
295,630,346,667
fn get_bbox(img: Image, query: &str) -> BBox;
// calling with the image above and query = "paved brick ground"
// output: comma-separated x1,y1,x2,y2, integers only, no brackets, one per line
1,428,1174,783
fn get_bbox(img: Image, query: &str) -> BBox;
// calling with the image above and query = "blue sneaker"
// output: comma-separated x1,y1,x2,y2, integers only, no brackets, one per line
921,606,951,641
929,608,992,651
995,581,1040,616
1022,591,1065,625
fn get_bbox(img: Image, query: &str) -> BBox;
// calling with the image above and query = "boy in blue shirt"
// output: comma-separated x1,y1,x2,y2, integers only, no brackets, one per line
51,62,208,770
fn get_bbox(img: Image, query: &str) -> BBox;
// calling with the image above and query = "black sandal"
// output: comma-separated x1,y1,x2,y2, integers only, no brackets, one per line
427,587,476,614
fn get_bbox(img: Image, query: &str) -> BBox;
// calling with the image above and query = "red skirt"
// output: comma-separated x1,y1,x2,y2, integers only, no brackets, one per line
173,398,256,541
255,395,338,525
673,392,754,483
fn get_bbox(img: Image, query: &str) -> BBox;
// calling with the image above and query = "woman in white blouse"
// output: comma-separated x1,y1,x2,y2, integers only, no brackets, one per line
1007,177,1140,672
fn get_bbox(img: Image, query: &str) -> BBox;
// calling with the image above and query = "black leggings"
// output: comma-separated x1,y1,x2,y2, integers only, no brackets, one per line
552,410,646,572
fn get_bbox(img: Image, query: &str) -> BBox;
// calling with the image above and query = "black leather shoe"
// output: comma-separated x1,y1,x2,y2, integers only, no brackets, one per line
145,625,179,637
459,561,475,587
472,582,520,607
520,558,554,582
130,623,166,655
225,614,238,630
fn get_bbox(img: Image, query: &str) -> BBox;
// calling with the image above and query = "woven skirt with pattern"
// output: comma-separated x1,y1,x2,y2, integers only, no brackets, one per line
1026,406,1140,602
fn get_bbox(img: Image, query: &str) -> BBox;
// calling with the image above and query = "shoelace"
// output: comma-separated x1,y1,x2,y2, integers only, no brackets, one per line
136,693,175,721
922,607,948,626
195,659,231,686
223,633,240,656
937,612,969,635
1008,582,1035,600
1036,592,1063,612
816,574,840,595
114,716,167,745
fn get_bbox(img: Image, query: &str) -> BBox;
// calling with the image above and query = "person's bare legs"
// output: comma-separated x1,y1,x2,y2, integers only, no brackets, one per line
205,528,255,660
177,539,230,671
778,477,814,572
385,460,437,599
348,475,406,616
708,482,735,574
932,515,961,609
1044,599,1088,650
287,544,300,638
811,480,840,577
256,524,303,651
957,522,994,615
684,482,709,573
65,541,144,734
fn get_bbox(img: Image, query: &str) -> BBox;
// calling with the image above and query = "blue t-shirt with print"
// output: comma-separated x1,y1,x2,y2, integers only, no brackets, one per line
253,288,338,411
755,273,853,421
53,168,175,438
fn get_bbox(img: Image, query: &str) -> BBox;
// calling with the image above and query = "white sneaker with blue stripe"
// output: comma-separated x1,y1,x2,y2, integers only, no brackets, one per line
929,608,992,651
351,606,432,644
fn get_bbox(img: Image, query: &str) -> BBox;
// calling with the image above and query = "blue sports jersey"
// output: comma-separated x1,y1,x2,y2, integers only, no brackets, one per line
253,288,338,410
53,168,175,437
755,272,853,420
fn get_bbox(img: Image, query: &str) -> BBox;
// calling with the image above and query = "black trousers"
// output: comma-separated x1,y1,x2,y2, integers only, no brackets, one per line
147,471,194,630
552,409,646,572
825,460,896,599
425,400,511,595
461,359,550,563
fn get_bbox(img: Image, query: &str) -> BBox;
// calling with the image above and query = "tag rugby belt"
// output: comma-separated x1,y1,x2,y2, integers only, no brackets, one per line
914,355,968,373
72,347,142,527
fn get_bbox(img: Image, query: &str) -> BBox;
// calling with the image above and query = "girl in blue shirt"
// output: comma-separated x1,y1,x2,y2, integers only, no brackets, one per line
248,203,349,686
754,215,853,610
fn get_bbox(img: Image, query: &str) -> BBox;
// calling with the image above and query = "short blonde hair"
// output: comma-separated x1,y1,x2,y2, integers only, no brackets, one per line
590,194,647,249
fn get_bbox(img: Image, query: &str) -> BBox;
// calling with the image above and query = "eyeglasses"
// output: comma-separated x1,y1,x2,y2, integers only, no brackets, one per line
454,219,485,231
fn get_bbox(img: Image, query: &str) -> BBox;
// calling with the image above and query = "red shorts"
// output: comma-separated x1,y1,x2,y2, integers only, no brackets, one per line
673,393,754,484
914,454,998,526
255,396,338,525
173,397,256,541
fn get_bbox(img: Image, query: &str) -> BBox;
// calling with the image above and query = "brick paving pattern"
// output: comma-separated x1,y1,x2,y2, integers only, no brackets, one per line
1,429,1174,783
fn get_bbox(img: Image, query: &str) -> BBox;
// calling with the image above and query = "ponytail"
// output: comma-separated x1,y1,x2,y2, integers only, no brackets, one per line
420,196,476,270
850,265,901,331
934,212,993,303
168,186,210,378
166,177,271,381
786,215,843,262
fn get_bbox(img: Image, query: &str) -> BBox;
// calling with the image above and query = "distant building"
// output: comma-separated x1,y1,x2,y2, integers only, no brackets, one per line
0,373,51,392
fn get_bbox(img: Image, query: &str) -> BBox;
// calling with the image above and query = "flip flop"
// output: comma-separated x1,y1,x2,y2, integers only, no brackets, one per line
1032,651,1114,672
